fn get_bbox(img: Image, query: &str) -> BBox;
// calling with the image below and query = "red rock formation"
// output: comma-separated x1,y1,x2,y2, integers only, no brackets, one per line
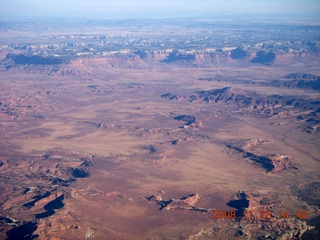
146,193,207,212
229,192,312,239
1,51,319,76
226,139,299,172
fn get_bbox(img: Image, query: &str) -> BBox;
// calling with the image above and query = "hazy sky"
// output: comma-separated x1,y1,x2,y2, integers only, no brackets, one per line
1,0,320,19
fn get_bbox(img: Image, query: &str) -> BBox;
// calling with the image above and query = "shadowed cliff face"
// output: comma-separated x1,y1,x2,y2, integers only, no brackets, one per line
230,47,248,60
162,87,320,134
251,51,276,64
5,54,66,66
1,54,68,75
190,87,319,116
0,51,319,76
264,79,320,91
173,115,196,126
6,221,38,240
160,51,196,63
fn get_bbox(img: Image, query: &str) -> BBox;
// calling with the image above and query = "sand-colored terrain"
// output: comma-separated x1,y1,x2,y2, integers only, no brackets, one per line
0,17,320,239
1,56,319,239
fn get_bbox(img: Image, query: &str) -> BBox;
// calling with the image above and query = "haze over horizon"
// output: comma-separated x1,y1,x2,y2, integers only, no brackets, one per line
1,0,320,20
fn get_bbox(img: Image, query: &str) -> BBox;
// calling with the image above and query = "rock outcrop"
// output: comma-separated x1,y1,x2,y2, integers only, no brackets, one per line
162,87,320,134
1,50,319,76
226,139,298,172
251,50,276,64
145,193,207,212
0,152,93,239
228,192,312,239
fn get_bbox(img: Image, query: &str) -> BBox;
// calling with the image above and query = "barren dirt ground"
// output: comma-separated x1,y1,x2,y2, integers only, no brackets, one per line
1,63,320,239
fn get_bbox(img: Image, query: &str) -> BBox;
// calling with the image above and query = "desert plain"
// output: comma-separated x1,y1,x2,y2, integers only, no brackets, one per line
0,18,319,239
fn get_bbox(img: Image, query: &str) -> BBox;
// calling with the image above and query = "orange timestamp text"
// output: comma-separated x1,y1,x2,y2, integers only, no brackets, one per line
212,209,308,220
